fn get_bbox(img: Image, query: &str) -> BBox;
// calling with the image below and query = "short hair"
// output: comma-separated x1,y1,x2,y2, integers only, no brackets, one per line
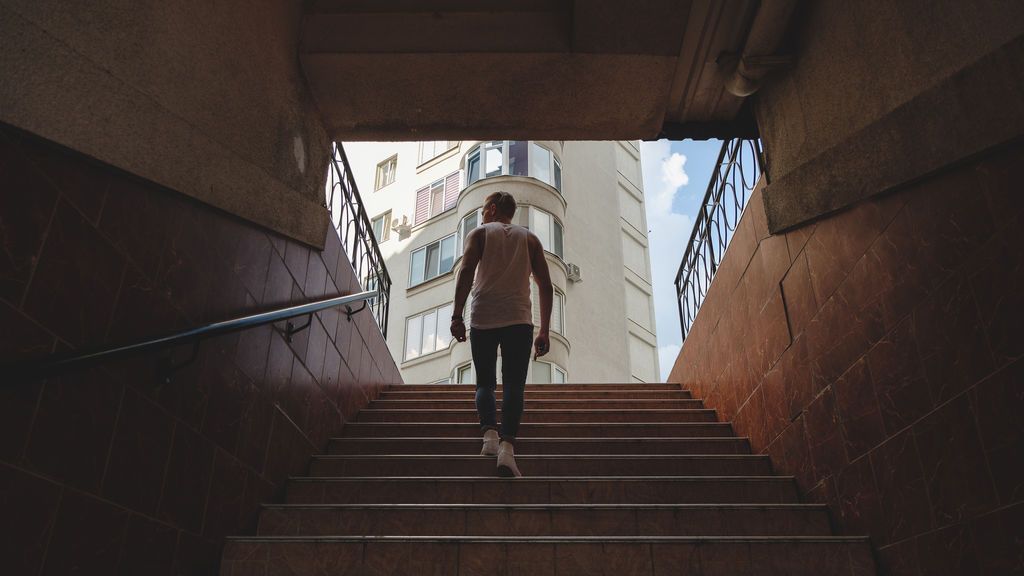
484,191,517,218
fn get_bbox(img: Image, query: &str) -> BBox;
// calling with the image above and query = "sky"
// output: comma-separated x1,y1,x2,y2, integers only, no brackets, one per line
639,139,722,380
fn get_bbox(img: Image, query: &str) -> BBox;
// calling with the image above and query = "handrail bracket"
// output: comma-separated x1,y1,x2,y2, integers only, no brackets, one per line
283,314,314,343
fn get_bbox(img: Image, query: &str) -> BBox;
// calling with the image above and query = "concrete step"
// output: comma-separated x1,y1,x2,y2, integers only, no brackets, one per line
378,389,694,400
284,476,801,505
308,454,773,477
222,536,875,575
328,437,752,455
354,408,719,423
338,422,737,438
368,398,706,410
256,503,833,537
387,383,684,392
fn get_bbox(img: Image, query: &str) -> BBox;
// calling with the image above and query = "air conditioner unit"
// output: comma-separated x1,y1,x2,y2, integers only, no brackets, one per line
391,215,412,236
565,262,582,283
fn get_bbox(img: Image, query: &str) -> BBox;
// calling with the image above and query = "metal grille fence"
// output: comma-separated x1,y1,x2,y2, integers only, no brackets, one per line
674,139,764,340
326,142,392,337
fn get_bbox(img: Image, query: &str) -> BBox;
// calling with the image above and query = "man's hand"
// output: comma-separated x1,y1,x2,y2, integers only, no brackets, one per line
534,329,550,360
451,318,467,342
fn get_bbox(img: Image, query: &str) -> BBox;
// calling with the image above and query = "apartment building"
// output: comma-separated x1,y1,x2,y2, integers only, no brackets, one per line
345,140,659,384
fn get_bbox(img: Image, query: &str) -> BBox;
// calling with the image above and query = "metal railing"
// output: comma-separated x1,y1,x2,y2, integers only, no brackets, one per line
674,139,764,340
6,291,379,382
326,142,392,338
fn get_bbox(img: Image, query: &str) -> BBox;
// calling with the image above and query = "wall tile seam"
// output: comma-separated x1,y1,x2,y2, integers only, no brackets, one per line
78,376,125,496
7,456,221,550
799,198,911,312
12,152,66,311
33,477,66,576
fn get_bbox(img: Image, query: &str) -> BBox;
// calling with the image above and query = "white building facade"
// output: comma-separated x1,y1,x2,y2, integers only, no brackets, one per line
344,140,659,384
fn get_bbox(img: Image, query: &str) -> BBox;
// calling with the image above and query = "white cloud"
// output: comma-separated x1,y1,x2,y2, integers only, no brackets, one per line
661,153,689,188
640,140,695,381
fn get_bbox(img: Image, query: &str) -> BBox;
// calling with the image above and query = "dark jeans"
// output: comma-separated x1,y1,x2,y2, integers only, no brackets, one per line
470,324,533,442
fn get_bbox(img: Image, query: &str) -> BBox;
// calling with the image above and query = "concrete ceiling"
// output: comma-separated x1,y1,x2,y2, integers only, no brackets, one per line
301,0,759,141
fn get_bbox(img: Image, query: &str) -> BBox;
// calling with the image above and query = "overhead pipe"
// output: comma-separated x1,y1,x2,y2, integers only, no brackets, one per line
724,0,799,97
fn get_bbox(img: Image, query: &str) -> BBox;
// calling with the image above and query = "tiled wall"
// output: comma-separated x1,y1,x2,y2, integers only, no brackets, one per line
669,142,1022,575
0,124,402,575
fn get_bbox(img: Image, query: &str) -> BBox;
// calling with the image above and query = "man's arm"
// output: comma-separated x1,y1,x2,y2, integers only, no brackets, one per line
528,233,554,358
451,228,484,342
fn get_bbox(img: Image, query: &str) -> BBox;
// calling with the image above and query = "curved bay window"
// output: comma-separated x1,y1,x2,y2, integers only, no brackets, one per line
465,141,562,191
458,206,562,260
455,359,566,385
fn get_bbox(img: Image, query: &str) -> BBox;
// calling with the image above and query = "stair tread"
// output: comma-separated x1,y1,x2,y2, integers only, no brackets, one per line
291,475,795,481
331,436,746,441
228,535,867,543
261,502,826,509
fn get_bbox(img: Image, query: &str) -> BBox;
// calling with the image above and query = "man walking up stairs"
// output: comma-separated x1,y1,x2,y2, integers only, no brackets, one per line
449,191,554,478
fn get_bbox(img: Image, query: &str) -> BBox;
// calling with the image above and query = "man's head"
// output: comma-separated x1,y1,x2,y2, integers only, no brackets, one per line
482,191,517,223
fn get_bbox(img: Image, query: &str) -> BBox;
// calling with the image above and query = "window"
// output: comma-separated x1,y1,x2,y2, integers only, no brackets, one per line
419,141,458,165
530,143,551,185
430,179,445,219
371,211,391,243
527,207,564,259
455,358,503,384
456,363,474,384
365,274,379,306
404,303,455,361
464,141,562,191
532,361,567,384
457,208,483,255
375,155,397,190
414,171,461,225
530,285,565,334
409,233,457,286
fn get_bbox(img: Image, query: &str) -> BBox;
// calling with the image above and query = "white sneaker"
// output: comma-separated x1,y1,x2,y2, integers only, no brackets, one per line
496,441,522,477
480,429,499,456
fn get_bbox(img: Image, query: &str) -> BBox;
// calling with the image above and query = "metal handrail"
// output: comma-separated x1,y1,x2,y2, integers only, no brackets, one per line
5,290,378,382
674,139,764,340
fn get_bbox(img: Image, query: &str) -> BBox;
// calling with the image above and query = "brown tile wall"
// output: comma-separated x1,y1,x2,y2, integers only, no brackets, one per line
0,123,402,575
668,141,1023,575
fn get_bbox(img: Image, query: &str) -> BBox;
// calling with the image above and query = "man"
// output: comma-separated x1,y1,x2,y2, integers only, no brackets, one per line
451,191,553,477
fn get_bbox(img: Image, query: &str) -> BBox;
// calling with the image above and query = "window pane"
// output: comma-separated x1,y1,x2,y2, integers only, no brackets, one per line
426,243,440,280
436,304,453,349
553,367,566,384
467,152,480,186
554,158,562,191
485,144,503,177
405,316,422,359
457,364,474,384
552,292,563,333
509,141,529,176
533,361,551,384
532,278,540,325
372,216,384,242
530,143,551,185
430,181,444,217
440,235,456,274
532,209,552,252
410,249,426,286
422,310,437,354
553,219,563,259
461,211,479,252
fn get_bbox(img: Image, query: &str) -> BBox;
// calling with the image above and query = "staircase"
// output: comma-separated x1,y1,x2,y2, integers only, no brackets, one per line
221,383,875,575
